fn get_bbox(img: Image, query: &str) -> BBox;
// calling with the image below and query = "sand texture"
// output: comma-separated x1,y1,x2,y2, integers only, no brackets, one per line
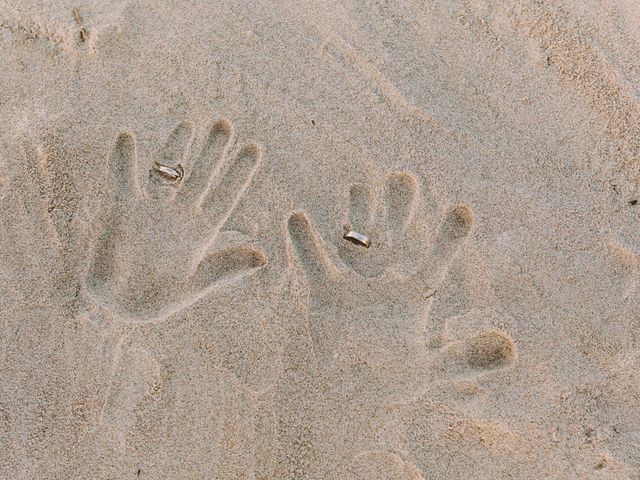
0,1,639,478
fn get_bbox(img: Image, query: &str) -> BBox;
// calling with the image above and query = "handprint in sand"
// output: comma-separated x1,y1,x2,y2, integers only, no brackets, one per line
286,171,516,401
85,120,266,323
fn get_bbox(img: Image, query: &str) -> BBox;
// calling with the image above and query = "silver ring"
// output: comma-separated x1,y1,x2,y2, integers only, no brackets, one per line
343,230,370,248
153,162,184,182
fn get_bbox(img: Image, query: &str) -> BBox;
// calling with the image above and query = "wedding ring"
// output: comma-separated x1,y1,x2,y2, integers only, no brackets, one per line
343,230,370,248
153,162,184,182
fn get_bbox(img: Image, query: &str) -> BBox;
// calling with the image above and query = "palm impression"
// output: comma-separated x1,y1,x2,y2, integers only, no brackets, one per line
85,120,266,323
287,171,515,395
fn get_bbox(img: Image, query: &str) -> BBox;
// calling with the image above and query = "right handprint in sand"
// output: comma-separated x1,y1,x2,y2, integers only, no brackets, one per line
286,171,516,401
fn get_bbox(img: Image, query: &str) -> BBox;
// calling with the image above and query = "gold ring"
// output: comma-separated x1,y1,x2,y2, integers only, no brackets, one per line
343,230,370,248
153,162,184,182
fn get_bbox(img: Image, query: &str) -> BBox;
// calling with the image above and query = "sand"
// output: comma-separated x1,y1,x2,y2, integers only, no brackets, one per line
0,0,639,478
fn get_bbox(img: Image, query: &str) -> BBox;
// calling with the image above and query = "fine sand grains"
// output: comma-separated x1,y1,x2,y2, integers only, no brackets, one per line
0,1,639,478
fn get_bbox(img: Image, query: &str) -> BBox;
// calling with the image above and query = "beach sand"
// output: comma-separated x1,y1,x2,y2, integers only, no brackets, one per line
0,1,639,478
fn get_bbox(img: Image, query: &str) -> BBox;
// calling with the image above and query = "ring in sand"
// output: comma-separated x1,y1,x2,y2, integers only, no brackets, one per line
153,162,184,182
343,230,370,248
